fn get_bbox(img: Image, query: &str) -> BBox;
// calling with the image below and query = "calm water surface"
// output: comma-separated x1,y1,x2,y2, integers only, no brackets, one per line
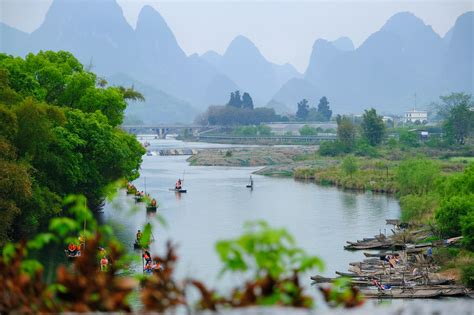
102,138,400,290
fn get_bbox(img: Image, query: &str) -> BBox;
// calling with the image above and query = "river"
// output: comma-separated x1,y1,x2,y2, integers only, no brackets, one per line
101,138,400,291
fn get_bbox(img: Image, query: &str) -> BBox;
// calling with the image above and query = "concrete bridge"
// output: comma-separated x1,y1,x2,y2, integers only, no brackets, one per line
121,124,220,138
197,134,337,145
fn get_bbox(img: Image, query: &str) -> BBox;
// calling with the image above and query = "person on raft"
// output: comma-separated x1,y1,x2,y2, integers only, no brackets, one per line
136,230,143,242
175,179,182,190
67,243,79,256
143,250,152,264
100,256,109,272
150,198,157,207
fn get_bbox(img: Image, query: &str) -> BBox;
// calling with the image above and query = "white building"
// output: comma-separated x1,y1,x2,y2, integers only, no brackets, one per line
404,110,428,124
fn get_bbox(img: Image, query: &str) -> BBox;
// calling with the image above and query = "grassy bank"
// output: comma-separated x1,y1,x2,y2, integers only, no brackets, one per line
187,147,317,167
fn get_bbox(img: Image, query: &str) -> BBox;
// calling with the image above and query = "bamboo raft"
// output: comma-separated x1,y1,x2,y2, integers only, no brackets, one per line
312,221,469,299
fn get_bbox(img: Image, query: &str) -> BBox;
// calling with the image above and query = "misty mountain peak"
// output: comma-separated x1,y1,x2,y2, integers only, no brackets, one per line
135,4,185,59
225,35,261,57
331,37,354,51
381,11,438,39
137,5,169,30
41,0,129,32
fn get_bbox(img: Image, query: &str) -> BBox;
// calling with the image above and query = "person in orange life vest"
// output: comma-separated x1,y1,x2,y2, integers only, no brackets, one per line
151,198,157,207
68,243,78,256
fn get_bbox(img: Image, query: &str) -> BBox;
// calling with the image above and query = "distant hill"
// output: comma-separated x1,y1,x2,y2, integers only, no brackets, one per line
201,35,301,105
270,11,473,114
1,1,472,119
0,0,239,121
108,73,197,124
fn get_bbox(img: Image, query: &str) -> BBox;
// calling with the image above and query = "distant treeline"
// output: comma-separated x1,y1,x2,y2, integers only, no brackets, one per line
197,90,288,125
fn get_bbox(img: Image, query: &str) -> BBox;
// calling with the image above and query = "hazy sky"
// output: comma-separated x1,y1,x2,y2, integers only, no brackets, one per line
1,0,472,71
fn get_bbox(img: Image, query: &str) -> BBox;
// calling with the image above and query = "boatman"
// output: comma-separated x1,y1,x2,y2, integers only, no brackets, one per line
175,179,182,190
136,230,143,242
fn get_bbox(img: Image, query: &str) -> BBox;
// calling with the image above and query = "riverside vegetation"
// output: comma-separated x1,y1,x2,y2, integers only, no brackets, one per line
292,97,474,288
0,51,362,312
0,51,145,245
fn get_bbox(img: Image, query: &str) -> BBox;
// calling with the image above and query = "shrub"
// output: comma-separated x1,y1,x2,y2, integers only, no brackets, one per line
353,140,379,157
435,194,474,237
461,209,474,250
299,125,318,136
399,193,438,222
319,141,349,156
399,130,419,147
461,264,474,288
396,159,440,196
341,155,357,178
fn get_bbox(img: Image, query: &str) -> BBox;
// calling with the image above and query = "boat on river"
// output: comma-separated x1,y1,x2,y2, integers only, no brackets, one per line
359,287,468,299
146,205,157,211
169,188,187,193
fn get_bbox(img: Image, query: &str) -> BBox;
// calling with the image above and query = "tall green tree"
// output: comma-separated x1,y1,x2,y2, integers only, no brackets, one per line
336,115,356,150
0,51,145,242
317,96,332,121
242,92,254,110
227,90,242,108
434,92,472,120
296,99,309,120
341,155,357,179
360,108,385,146
443,102,473,145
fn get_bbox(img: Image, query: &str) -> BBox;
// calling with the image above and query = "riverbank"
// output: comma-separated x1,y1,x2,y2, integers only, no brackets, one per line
187,146,317,168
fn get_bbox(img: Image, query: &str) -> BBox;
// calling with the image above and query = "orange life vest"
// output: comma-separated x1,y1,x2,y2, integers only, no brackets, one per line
100,257,108,265
68,243,77,251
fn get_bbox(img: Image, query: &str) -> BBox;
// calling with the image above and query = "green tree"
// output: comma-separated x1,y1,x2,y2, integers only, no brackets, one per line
396,159,440,196
336,115,356,150
360,108,385,146
299,124,317,136
434,92,472,120
0,51,145,241
461,209,474,250
399,129,419,147
443,102,473,145
436,195,474,237
227,90,242,108
317,96,332,121
241,92,254,110
296,99,309,120
341,155,357,179
257,125,271,136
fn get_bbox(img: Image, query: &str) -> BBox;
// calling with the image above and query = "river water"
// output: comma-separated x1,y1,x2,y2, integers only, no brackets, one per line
102,138,400,291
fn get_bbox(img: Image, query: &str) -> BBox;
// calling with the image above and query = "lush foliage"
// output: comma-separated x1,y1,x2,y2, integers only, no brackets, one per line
199,105,285,125
295,97,332,121
316,97,332,121
299,125,318,136
212,221,323,308
227,90,254,110
336,115,356,150
341,155,357,178
395,159,440,196
435,163,474,240
360,108,385,146
296,99,309,120
0,51,144,243
443,101,473,145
